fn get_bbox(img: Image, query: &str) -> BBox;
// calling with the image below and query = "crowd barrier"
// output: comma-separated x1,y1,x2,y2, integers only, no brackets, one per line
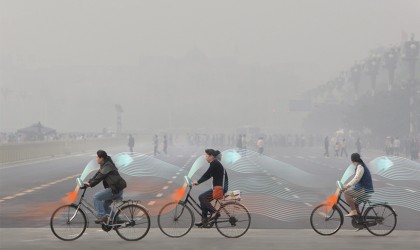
0,136,127,164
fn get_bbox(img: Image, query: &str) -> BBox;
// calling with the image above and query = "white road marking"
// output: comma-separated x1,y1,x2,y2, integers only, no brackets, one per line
405,189,416,193
0,200,4,203
285,188,291,192
3,196,15,200
162,186,168,190
386,183,395,187
15,193,26,197
148,201,156,206
168,181,173,184
24,189,35,193
172,176,177,179
176,172,180,175
293,195,299,199
156,193,163,197
304,203,313,207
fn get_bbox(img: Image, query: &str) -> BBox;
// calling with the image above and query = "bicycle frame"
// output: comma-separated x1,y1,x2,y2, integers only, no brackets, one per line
178,185,222,218
71,188,127,227
335,191,368,217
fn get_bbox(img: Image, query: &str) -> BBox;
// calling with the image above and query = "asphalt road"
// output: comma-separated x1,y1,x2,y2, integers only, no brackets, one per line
1,142,419,249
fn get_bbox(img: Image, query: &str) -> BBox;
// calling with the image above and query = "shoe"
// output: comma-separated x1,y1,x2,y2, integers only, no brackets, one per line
195,219,208,227
345,210,358,217
95,216,108,224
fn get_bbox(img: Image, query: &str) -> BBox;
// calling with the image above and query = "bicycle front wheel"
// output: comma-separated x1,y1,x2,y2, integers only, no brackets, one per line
114,204,151,241
158,201,194,238
364,204,397,236
310,204,343,236
215,201,251,238
50,204,87,241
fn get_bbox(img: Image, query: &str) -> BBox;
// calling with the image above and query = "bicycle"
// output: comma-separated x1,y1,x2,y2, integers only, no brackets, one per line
50,177,151,241
310,180,397,236
158,176,251,238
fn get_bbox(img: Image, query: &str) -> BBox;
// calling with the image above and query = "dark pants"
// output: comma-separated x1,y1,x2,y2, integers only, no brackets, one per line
199,189,214,219
199,188,227,220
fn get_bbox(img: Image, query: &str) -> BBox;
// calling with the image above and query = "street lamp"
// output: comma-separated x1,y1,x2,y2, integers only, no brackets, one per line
350,64,362,100
364,54,381,96
403,35,419,138
383,47,399,92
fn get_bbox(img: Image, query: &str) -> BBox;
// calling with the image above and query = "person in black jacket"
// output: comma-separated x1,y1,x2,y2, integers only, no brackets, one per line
192,149,228,227
84,150,127,223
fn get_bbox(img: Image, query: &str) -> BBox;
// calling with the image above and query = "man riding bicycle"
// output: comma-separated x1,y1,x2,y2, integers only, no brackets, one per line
192,149,229,227
84,150,127,223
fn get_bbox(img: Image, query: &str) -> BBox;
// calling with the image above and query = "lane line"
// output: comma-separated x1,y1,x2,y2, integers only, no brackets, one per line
148,201,156,206
156,193,163,197
304,203,313,207
386,183,395,187
405,189,416,193
162,186,168,190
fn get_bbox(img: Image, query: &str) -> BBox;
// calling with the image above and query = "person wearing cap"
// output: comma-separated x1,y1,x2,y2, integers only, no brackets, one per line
84,150,127,223
192,149,229,227
342,153,374,217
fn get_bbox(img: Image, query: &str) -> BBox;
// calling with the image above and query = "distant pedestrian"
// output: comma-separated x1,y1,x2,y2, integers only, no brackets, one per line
324,136,330,157
341,138,348,157
355,138,362,155
256,137,264,155
153,134,160,156
334,141,340,157
163,135,168,155
128,134,135,152
393,137,401,156
236,135,243,149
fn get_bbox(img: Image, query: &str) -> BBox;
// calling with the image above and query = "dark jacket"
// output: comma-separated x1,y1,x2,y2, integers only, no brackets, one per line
198,159,229,190
355,164,374,193
88,159,127,194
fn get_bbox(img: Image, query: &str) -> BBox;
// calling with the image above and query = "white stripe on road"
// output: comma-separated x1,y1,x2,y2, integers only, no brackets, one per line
162,186,168,190
293,195,299,199
148,201,156,206
285,188,291,192
156,193,163,197
386,183,395,187
0,200,4,203
172,176,177,179
305,203,313,207
405,189,416,193
3,196,15,200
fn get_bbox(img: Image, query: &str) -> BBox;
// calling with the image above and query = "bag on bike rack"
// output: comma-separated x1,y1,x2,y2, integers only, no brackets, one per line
213,186,224,200
223,190,241,201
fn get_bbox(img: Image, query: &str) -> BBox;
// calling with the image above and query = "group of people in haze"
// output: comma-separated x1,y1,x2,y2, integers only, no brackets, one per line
84,147,372,230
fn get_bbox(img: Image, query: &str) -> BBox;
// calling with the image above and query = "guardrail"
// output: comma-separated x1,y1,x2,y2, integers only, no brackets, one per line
0,136,126,164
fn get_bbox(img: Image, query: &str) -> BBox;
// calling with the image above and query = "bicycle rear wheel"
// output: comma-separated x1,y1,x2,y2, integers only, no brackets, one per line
158,201,194,238
310,204,343,236
364,204,397,236
114,204,150,241
215,201,251,238
50,204,87,241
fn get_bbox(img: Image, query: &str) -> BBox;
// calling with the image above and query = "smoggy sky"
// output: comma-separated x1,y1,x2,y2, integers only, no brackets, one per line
1,0,419,133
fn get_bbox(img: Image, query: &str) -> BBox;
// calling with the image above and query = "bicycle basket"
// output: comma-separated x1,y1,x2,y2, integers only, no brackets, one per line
223,190,241,201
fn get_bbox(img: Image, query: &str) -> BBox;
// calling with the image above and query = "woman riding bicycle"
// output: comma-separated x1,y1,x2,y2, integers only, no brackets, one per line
342,153,374,217
192,149,229,227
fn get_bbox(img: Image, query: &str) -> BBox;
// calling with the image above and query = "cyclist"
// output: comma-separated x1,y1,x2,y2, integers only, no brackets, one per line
342,153,374,217
84,150,127,223
192,149,229,227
